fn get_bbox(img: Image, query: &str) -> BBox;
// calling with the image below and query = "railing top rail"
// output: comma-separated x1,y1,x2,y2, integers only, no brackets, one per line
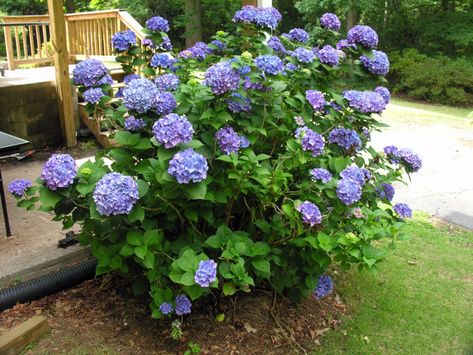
0,22,50,27
1,15,49,23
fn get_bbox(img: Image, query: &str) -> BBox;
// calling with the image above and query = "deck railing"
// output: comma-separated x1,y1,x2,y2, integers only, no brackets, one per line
1,10,144,70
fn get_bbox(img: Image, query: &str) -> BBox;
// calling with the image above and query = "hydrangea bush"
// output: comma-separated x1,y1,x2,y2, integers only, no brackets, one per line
11,7,421,320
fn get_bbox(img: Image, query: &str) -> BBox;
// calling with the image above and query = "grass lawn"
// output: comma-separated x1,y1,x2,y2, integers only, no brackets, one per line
315,213,473,354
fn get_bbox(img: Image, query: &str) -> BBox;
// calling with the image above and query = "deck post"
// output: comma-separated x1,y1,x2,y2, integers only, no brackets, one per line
47,0,77,147
241,0,272,7
3,26,16,70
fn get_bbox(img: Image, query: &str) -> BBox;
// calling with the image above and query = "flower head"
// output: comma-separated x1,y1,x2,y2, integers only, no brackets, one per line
393,203,412,218
194,260,218,287
343,90,386,114
204,62,240,95
233,6,281,30
72,59,109,87
83,87,104,104
297,127,325,157
93,173,139,216
216,127,241,155
255,55,284,75
318,45,339,66
267,36,286,53
8,179,32,196
150,53,176,69
328,127,362,152
159,302,173,315
306,90,326,112
210,40,226,51
347,25,378,48
154,91,177,115
168,149,208,184
320,13,341,31
284,28,309,43
146,16,170,32
291,47,316,64
297,201,322,226
227,93,251,113
239,136,250,148
360,50,390,75
337,178,362,205
175,295,192,315
124,116,146,131
152,113,194,149
155,73,180,91
374,86,391,104
41,154,76,190
123,74,140,84
310,168,332,183
377,183,395,201
340,166,368,186
111,30,136,51
313,275,333,298
186,42,212,60
123,78,159,113
396,148,422,172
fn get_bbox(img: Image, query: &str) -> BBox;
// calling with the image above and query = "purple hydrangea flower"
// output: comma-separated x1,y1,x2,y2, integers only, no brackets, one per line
285,63,298,71
41,154,76,190
96,74,113,86
336,39,351,50
298,127,325,157
310,168,332,183
83,87,104,104
210,40,226,51
384,145,400,163
291,47,316,64
204,62,240,95
377,183,395,201
344,90,387,114
362,168,371,182
146,16,169,32
124,74,140,84
175,295,192,315
216,127,241,155
150,53,176,69
186,42,212,60
152,113,194,149
142,38,155,48
194,259,218,287
154,91,177,115
243,77,266,91
337,178,362,205
159,302,173,315
340,166,369,186
227,93,251,113
233,6,281,30
306,90,326,112
297,201,322,226
240,136,250,148
124,116,146,131
361,127,370,139
360,50,390,75
111,30,136,51
347,25,378,48
393,203,412,218
320,13,341,31
8,179,32,196
161,36,173,51
93,173,139,216
328,127,362,151
178,50,192,59
155,73,180,91
255,55,284,75
168,149,208,184
123,78,159,113
72,59,108,87
313,274,333,298
396,148,422,172
284,28,309,43
318,45,339,66
374,86,391,104
268,36,286,53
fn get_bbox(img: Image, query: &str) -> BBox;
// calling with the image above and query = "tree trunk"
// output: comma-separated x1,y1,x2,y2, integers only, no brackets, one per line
242,0,257,5
346,0,359,30
185,0,203,48
65,0,75,13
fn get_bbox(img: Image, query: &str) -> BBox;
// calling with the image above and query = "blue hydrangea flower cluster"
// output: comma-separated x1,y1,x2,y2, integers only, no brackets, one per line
320,13,341,31
142,38,154,48
377,183,395,201
154,92,177,115
336,177,362,205
152,113,194,149
227,93,251,113
310,168,332,183
297,201,322,226
284,28,309,43
123,78,159,113
328,127,362,152
155,73,180,91
124,116,146,131
243,77,266,91
194,259,218,287
83,87,104,104
185,42,212,60
291,47,316,64
347,25,379,48
72,59,109,87
175,295,192,315
336,39,354,50
285,63,298,71
340,166,369,185
255,55,284,75
297,127,325,157
93,173,139,216
360,50,390,75
210,40,226,51
41,154,76,190
393,203,412,218
159,302,173,315
146,16,169,32
268,36,286,53
313,274,333,298
216,126,242,155
240,136,250,148
306,90,326,112
8,179,32,196
168,149,208,184
233,5,281,30
343,90,387,114
396,148,422,172
204,62,240,95
318,45,339,66
124,74,140,84
384,145,400,163
161,36,172,51
111,30,136,51
374,86,391,104
150,53,176,69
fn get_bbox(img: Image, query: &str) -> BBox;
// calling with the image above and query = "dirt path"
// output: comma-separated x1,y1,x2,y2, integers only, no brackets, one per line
372,103,473,229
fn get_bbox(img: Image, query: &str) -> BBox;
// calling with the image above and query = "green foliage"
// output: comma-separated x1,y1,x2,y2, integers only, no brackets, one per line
389,49,473,106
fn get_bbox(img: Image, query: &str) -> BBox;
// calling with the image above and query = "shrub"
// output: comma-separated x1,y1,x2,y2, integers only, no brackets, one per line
10,7,420,322
389,48,473,106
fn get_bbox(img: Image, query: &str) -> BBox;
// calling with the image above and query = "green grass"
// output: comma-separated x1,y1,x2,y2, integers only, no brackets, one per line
315,213,473,354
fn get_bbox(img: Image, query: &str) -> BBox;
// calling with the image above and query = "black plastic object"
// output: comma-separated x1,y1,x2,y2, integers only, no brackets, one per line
0,257,97,311
57,231,79,249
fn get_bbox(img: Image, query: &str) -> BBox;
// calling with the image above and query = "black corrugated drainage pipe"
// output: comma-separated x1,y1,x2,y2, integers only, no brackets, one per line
0,257,97,311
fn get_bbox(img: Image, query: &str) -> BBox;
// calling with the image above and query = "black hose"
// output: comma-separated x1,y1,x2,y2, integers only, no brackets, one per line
0,257,97,311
